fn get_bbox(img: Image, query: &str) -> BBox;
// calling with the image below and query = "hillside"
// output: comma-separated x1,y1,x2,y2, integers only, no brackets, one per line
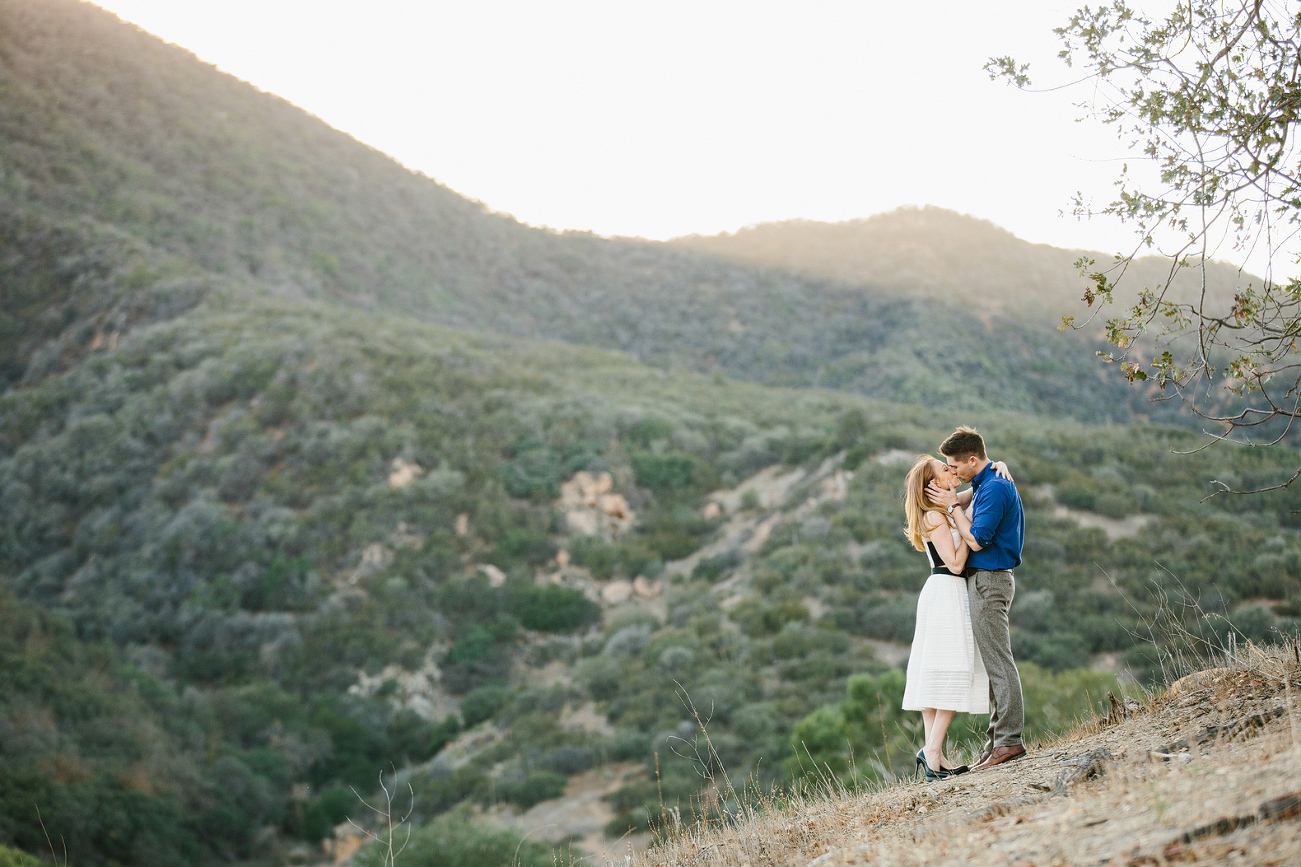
0,0,1214,427
631,647,1301,866
670,206,1250,317
4,2,1301,866
4,275,1301,865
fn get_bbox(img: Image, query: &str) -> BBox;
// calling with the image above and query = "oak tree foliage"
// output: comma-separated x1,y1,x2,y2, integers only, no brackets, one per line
991,1,1301,488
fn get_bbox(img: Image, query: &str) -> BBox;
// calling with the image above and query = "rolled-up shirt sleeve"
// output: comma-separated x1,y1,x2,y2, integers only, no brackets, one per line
969,485,1008,548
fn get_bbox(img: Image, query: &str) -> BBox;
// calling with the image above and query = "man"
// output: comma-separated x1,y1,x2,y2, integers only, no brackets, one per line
926,425,1026,770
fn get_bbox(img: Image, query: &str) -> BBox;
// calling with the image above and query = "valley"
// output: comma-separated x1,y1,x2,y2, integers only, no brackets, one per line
1,2,1299,866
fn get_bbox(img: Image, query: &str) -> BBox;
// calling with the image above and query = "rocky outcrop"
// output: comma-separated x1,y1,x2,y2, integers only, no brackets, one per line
601,580,633,605
388,457,423,488
557,471,634,539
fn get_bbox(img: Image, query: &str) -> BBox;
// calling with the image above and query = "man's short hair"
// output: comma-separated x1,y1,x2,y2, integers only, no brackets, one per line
939,426,986,461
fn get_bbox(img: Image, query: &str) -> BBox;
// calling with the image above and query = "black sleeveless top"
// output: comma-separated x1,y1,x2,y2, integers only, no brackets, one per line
924,539,963,576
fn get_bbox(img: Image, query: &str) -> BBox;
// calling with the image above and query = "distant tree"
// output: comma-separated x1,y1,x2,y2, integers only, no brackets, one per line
989,1,1301,490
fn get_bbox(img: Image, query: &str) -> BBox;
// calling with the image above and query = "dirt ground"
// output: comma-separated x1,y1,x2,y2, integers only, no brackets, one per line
490,762,652,860
628,645,1301,867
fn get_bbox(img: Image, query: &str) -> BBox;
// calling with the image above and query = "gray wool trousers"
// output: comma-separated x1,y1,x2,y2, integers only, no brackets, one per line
967,569,1024,750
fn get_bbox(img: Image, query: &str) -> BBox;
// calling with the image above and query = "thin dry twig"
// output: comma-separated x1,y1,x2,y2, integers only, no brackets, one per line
347,767,415,867
35,805,67,867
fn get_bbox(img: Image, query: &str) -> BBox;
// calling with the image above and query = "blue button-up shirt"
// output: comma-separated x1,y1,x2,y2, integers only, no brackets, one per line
967,462,1024,572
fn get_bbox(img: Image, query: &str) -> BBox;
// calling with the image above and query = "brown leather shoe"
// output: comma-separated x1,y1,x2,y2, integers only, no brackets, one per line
972,744,1026,771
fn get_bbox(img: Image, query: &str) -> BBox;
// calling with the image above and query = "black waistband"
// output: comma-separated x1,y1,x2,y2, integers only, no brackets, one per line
931,566,965,576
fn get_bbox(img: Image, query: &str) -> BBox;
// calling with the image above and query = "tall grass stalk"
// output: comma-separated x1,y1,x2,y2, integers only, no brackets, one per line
348,768,414,867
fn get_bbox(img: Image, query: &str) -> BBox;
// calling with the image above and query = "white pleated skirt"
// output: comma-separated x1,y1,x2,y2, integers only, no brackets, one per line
901,572,989,713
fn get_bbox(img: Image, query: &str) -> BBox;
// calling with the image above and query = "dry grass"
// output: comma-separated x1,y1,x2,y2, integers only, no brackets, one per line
624,642,1301,867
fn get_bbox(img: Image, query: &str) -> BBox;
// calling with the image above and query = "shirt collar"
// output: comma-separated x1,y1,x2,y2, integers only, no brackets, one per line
970,461,995,490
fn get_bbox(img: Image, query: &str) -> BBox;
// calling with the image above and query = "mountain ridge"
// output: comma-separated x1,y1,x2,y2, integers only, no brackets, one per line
669,205,1250,316
0,0,1200,427
4,4,1301,866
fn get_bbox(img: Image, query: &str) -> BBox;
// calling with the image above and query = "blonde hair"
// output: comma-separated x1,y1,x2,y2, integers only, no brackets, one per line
904,455,953,552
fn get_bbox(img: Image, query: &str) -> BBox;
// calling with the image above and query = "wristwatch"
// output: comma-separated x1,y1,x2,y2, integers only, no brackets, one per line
947,503,959,514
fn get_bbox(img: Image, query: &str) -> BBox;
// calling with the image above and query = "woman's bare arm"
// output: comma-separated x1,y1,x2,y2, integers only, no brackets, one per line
923,513,969,574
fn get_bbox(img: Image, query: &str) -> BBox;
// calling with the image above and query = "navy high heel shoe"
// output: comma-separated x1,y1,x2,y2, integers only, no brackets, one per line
915,748,950,781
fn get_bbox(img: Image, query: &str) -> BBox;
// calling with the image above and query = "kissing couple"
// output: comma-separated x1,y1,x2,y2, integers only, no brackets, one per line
901,426,1026,779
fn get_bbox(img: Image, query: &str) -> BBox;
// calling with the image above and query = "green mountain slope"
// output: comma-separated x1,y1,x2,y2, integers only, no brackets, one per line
4,276,1301,864
0,0,1192,426
5,3,1301,865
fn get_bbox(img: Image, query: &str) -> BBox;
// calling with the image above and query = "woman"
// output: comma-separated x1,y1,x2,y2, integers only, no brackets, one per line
900,455,998,781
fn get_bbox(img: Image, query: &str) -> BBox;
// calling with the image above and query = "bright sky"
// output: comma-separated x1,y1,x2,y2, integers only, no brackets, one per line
89,0,1274,274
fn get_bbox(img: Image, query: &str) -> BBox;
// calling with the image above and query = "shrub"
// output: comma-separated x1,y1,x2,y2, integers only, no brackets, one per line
302,787,353,842
439,657,511,695
460,684,512,727
605,806,653,836
568,535,620,579
731,704,776,742
307,698,393,789
1057,484,1096,511
732,597,810,637
855,595,917,642
435,577,505,625
524,637,578,667
507,683,570,717
409,767,486,818
1094,493,1133,519
389,712,460,762
498,770,567,808
657,645,695,672
1016,662,1121,738
610,728,650,761
641,527,704,560
444,627,495,665
604,625,652,658
692,550,741,582
353,807,566,867
242,555,315,611
834,408,870,448
500,445,563,500
788,706,849,775
605,607,663,635
0,847,38,867
1021,537,1066,566
575,656,622,700
631,451,697,493
627,417,675,448
541,745,595,775
506,584,600,632
1013,631,1091,672
642,506,717,554
841,669,908,747
618,541,659,580
489,528,555,566
1228,603,1280,643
